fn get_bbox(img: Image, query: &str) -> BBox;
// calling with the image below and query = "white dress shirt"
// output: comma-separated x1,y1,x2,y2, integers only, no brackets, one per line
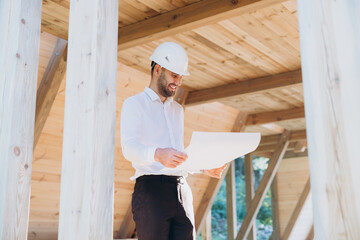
121,87,188,180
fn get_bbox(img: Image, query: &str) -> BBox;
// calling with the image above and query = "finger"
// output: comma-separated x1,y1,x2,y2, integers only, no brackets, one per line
172,155,186,163
174,151,188,159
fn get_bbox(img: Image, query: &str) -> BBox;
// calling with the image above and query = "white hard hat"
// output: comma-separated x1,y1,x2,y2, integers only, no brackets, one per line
150,42,190,76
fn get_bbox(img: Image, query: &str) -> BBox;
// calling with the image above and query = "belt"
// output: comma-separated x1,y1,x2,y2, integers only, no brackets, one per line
136,175,185,184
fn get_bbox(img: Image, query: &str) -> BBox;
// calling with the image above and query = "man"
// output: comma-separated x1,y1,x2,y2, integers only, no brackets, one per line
120,42,225,240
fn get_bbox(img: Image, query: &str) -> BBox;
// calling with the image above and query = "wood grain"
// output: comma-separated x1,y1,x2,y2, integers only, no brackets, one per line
118,0,286,50
186,70,302,106
57,0,118,238
34,39,67,149
0,0,42,238
298,0,360,238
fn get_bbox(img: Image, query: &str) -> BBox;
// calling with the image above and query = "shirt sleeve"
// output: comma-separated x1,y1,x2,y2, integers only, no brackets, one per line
120,98,157,166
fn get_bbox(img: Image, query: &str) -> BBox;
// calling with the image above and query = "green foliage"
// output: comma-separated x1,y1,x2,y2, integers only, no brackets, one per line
200,156,273,240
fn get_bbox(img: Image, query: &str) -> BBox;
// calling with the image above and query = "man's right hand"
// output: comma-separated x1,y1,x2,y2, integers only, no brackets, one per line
154,148,188,168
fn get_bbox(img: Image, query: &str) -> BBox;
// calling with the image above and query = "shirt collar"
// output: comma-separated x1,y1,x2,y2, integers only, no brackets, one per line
144,87,173,103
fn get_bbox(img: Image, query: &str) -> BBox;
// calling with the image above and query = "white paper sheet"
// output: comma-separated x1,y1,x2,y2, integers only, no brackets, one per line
174,132,261,171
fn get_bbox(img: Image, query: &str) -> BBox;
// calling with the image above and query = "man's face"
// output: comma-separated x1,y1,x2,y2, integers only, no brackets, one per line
157,68,182,98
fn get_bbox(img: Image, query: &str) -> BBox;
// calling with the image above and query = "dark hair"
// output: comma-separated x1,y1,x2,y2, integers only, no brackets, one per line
151,61,156,76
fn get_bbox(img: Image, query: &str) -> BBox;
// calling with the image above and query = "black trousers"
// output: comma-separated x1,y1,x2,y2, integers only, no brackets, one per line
132,175,195,240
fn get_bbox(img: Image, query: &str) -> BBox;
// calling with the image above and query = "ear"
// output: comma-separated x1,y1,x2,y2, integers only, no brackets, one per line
154,64,162,76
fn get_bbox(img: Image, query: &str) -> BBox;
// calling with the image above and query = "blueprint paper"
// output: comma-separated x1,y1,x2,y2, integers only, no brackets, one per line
175,132,261,171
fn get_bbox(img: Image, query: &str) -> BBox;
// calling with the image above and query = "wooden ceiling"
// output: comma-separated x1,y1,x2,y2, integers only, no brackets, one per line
31,0,311,239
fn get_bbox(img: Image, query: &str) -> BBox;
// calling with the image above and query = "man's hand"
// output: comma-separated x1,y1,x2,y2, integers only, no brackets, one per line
155,148,188,168
203,165,227,179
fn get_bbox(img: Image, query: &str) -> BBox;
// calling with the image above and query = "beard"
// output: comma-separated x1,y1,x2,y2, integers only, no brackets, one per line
157,71,176,98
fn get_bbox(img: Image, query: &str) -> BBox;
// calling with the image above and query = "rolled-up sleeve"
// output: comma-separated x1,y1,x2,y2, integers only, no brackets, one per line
120,99,157,166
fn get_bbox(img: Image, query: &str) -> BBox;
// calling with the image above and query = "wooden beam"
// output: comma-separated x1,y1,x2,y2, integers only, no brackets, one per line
34,39,67,149
282,178,311,240
246,106,305,126
174,87,189,106
298,0,360,238
244,154,256,240
259,130,306,146
57,0,118,238
185,70,302,106
294,140,307,153
115,205,136,239
255,141,297,154
117,0,286,50
236,130,291,240
196,112,248,235
270,176,280,240
0,0,42,238
226,161,237,240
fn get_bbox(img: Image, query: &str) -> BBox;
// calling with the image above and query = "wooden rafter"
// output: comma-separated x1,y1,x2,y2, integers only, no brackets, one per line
34,38,67,149
282,177,311,240
236,130,291,240
195,112,248,235
185,70,302,106
259,130,307,145
246,106,305,126
117,0,286,50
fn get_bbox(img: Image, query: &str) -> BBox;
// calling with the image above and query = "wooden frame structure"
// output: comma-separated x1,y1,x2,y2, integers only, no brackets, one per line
1,0,359,239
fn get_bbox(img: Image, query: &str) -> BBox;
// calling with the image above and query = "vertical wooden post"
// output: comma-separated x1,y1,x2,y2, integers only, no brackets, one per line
270,176,280,240
226,161,237,240
57,0,118,239
298,1,360,239
0,0,42,239
202,211,212,240
244,153,256,240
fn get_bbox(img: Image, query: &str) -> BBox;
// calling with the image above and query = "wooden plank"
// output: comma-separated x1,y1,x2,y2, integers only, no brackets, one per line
298,0,360,238
282,177,311,240
0,0,42,238
294,140,307,153
270,176,280,240
226,161,237,240
244,154,256,240
34,38,67,149
246,106,305,126
117,0,286,50
57,0,118,238
115,205,135,239
186,70,302,106
236,130,291,240
195,112,248,235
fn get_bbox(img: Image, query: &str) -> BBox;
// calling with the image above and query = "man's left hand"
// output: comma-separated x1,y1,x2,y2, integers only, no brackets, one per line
203,165,227,179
